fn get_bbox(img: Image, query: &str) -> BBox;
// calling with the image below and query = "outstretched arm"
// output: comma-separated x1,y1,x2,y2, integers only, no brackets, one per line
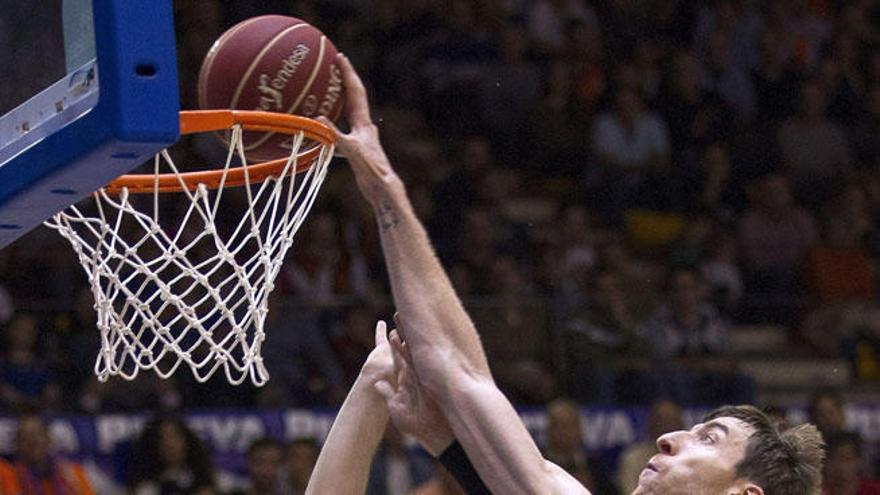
305,321,393,495
317,55,489,382
323,55,589,495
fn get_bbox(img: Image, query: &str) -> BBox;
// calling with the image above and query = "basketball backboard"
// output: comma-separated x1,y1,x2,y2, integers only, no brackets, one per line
0,0,180,248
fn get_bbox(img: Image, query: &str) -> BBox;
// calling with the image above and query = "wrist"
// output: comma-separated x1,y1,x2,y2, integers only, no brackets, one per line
353,373,388,403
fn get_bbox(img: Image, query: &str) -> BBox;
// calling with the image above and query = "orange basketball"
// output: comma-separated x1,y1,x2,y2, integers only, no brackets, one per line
198,15,344,161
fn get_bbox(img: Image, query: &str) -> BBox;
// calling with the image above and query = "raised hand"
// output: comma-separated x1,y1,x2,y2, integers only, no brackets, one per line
374,320,454,456
316,54,402,207
358,320,396,390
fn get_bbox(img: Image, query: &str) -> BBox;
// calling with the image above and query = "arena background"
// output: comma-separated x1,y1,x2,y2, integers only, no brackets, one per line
1,0,880,493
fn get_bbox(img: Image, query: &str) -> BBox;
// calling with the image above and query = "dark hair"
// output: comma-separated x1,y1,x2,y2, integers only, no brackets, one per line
128,416,215,490
703,405,824,495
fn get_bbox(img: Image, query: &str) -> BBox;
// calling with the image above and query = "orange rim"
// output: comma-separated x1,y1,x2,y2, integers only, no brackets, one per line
105,110,336,194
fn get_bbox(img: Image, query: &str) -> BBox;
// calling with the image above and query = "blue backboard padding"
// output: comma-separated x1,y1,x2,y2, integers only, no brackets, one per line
0,0,180,248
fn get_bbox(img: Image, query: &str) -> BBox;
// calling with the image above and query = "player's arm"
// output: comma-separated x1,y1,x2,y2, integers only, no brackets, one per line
433,356,589,494
317,54,489,382
305,321,393,495
375,330,491,494
377,324,589,495
321,55,588,494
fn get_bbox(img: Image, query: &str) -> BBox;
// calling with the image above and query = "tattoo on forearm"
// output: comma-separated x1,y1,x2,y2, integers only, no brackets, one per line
378,201,400,231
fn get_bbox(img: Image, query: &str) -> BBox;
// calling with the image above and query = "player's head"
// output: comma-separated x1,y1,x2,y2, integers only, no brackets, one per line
633,405,824,495
15,412,52,466
807,387,845,436
246,437,284,490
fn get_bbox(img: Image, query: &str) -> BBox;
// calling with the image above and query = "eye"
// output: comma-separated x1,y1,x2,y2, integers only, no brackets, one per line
698,432,717,444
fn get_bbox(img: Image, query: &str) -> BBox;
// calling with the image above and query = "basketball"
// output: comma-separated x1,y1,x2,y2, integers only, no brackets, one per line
198,15,345,161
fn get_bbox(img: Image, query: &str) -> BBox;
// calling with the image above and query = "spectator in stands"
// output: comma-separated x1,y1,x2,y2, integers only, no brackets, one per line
418,1,496,134
229,437,285,495
44,288,101,408
366,425,433,495
477,255,557,405
802,185,880,357
819,34,865,127
541,399,617,494
808,388,848,441
596,238,664,316
332,303,384,387
629,37,664,104
851,83,880,165
591,88,671,224
823,431,880,495
526,60,590,175
540,399,617,494
655,50,734,169
703,29,756,124
560,267,650,403
639,268,729,359
478,20,542,157
129,416,216,495
751,29,801,126
260,294,347,406
692,0,763,76
526,0,599,56
0,313,61,413
286,438,319,495
764,0,831,71
777,80,853,205
695,142,736,217
668,213,714,270
562,17,606,118
78,373,182,414
553,203,599,312
281,210,370,304
0,457,17,495
638,268,753,404
700,226,743,317
450,205,505,295
0,413,95,494
432,136,495,254
616,399,684,495
737,173,817,323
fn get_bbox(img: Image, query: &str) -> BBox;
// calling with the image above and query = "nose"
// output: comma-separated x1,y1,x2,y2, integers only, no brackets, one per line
656,430,682,455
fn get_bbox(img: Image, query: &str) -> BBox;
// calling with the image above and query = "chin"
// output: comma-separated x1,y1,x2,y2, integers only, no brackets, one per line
631,482,653,495
633,468,659,494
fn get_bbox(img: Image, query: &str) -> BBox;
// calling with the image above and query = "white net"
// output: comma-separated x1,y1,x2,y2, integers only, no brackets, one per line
45,124,333,386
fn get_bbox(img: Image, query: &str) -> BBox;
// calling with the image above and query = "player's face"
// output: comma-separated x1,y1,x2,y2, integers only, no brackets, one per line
632,417,753,495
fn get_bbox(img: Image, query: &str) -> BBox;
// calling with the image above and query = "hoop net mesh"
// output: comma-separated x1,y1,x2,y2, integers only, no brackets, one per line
45,125,333,386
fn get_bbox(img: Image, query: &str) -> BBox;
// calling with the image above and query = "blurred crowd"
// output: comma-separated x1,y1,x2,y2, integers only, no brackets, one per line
0,391,877,494
3,0,880,493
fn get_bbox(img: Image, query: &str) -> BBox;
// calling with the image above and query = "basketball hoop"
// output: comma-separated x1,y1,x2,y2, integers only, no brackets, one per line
45,110,335,386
